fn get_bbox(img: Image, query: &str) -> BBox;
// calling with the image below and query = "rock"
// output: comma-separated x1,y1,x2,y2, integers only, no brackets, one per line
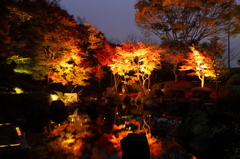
200,103,215,113
121,133,150,159
114,94,130,103
149,87,164,99
126,83,143,93
192,124,210,136
50,100,68,123
174,98,190,113
87,98,101,121
103,87,116,100
189,132,210,153
63,93,78,106
144,98,160,108
188,98,204,111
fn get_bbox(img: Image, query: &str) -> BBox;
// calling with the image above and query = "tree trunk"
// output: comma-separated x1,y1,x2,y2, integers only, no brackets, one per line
37,80,43,87
175,73,178,83
46,76,50,88
141,81,146,95
113,74,118,92
228,29,230,68
215,79,219,99
201,74,205,88
147,76,151,92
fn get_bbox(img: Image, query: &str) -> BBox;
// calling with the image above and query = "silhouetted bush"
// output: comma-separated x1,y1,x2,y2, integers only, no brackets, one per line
20,92,50,132
227,74,240,85
209,122,240,159
174,110,209,139
214,95,240,119
163,87,185,98
164,80,193,90
190,87,211,99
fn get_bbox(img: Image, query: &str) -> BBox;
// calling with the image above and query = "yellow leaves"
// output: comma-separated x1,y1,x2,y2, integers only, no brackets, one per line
180,46,217,87
85,23,105,50
107,42,164,86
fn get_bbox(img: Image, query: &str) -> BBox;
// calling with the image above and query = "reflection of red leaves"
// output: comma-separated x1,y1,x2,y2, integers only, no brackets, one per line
113,124,125,131
95,133,115,156
129,119,140,127
47,116,176,159
50,123,69,136
161,140,183,154
146,134,162,157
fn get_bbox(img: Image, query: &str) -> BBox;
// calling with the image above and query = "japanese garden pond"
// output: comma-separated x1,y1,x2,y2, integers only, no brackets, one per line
34,100,200,159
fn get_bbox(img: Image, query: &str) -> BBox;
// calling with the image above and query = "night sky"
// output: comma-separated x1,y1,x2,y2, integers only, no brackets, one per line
59,0,148,42
59,0,240,66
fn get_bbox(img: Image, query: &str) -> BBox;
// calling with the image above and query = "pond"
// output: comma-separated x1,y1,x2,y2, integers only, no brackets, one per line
57,100,198,159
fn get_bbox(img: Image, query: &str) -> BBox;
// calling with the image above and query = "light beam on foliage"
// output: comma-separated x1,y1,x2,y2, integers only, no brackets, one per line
179,46,217,87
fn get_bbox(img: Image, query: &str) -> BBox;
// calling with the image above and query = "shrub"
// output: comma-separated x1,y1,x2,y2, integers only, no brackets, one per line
214,95,240,119
174,110,209,138
222,68,240,82
190,87,211,99
225,84,240,95
209,122,240,159
227,74,240,85
162,87,185,98
164,80,193,91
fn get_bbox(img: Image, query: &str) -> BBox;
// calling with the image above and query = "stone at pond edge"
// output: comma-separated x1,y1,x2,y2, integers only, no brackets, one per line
114,94,130,102
121,133,150,159
50,100,68,123
103,87,116,100
189,132,210,153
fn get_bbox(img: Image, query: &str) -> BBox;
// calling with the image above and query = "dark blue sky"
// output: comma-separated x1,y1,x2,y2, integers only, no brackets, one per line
59,0,239,66
59,0,146,42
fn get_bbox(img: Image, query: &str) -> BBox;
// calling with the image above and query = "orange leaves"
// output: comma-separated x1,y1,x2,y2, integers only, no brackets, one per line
179,46,217,87
146,133,162,157
160,0,202,7
95,41,163,93
95,133,117,156
171,22,188,30
135,0,236,57
113,42,162,77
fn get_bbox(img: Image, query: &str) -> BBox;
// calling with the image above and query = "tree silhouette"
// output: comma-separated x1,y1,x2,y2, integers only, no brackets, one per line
135,0,237,55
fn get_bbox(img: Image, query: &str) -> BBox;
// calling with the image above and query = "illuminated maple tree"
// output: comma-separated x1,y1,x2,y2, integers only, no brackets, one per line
94,42,163,95
4,0,93,87
111,42,163,95
197,38,225,98
179,46,216,88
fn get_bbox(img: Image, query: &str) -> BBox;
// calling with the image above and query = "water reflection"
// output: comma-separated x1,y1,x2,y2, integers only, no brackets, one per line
85,100,196,159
